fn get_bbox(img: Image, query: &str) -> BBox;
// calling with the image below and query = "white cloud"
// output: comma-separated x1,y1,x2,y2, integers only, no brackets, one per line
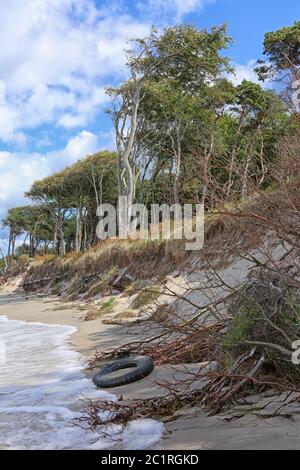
0,0,151,142
0,0,219,144
229,59,260,86
0,130,100,220
47,130,101,169
0,0,216,233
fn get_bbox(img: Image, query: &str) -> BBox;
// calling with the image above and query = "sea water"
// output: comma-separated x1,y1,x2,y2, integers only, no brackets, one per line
0,313,163,449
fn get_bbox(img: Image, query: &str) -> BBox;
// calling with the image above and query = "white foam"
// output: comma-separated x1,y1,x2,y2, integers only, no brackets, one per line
0,315,164,449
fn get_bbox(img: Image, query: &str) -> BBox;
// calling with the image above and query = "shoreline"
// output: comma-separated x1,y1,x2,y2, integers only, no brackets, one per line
2,292,300,450
0,292,183,448
0,293,138,370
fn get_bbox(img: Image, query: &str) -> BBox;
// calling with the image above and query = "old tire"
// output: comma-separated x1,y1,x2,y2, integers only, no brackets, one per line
93,355,154,388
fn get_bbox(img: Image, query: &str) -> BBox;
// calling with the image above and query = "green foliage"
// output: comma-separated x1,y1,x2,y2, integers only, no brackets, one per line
256,21,300,81
18,254,31,266
1,22,296,259
223,306,263,348
223,276,300,381
99,297,116,314
2,151,119,257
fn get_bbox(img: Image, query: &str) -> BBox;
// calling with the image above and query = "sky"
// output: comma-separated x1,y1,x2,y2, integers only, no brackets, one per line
0,0,299,246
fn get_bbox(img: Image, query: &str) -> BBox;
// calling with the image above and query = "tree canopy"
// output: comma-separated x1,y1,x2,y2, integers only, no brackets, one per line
1,21,297,265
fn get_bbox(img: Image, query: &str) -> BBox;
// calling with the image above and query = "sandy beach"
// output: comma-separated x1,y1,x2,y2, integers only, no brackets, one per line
1,293,300,450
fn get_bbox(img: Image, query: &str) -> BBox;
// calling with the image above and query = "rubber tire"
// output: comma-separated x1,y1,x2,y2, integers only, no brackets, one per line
93,355,154,388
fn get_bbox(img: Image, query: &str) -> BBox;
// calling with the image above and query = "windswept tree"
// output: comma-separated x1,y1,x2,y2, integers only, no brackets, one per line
67,151,118,250
26,151,118,254
27,172,71,256
256,21,300,82
106,31,159,225
256,21,300,116
108,24,233,212
2,208,24,259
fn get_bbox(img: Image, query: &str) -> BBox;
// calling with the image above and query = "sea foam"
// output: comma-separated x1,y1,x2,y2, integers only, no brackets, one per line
0,315,163,449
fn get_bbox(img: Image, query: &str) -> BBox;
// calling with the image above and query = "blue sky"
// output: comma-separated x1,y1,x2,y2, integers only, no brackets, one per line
0,0,299,246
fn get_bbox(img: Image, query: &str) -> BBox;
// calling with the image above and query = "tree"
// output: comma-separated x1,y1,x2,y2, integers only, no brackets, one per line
224,80,288,198
256,21,300,82
69,151,118,250
26,152,118,254
2,208,25,259
256,22,300,117
108,24,233,215
130,24,233,205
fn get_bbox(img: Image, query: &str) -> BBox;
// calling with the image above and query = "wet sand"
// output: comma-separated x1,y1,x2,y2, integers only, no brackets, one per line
1,293,300,450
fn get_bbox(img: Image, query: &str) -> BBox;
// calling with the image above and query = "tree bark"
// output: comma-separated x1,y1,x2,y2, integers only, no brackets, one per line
7,230,12,258
201,132,215,205
171,122,182,205
59,232,66,256
227,113,245,198
11,235,16,258
115,83,142,236
53,227,58,254
75,208,82,252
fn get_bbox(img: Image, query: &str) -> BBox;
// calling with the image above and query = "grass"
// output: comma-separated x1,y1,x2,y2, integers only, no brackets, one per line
130,285,162,309
21,191,274,297
99,296,117,313
85,267,118,298
102,309,139,325
66,275,86,297
23,236,186,296
85,296,117,321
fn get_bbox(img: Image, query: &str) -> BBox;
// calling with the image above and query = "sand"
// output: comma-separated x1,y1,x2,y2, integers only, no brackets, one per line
1,292,300,450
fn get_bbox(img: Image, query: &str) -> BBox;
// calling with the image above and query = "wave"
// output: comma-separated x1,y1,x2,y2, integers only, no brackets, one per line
0,315,163,449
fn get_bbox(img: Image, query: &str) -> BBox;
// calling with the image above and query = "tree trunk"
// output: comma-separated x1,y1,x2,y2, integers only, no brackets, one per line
171,123,182,205
75,208,82,252
227,114,244,198
83,221,88,251
201,132,215,205
115,83,141,236
258,130,267,188
7,231,12,258
11,235,16,258
242,127,261,198
59,233,66,256
241,153,252,198
53,228,58,254
57,214,65,256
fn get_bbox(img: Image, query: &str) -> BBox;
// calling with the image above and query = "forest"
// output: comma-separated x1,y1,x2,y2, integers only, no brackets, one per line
1,21,299,265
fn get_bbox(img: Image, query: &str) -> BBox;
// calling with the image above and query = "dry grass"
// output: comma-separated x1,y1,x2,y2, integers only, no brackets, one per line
102,309,140,325
84,297,117,321
20,185,295,297
22,237,187,294
84,267,118,299
130,285,162,309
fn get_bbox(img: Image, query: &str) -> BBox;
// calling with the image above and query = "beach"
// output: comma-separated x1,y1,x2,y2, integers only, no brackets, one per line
0,293,164,450
1,293,300,450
